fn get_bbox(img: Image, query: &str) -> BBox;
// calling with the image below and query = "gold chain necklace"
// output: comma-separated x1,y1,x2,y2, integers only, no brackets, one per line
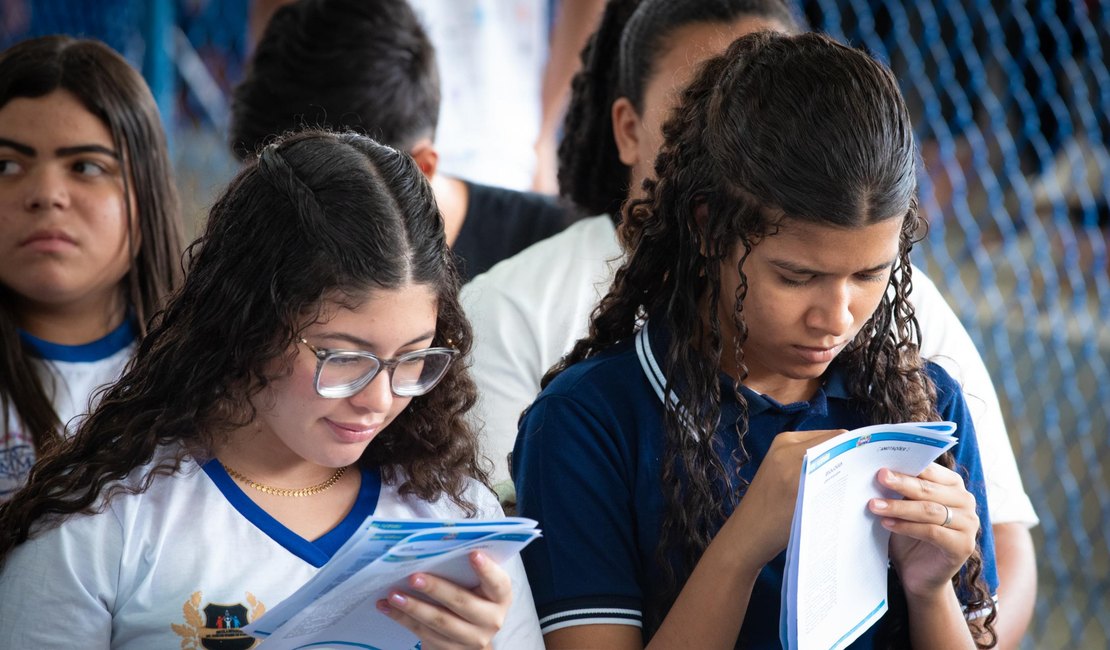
221,462,348,497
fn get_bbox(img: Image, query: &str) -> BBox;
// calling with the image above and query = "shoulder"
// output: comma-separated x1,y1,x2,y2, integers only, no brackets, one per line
378,473,505,520
923,361,963,406
462,214,619,295
533,337,642,403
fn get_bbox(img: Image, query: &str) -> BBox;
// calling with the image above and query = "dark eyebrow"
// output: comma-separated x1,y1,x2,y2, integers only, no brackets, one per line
770,258,895,276
317,330,437,350
0,137,35,156
56,144,119,159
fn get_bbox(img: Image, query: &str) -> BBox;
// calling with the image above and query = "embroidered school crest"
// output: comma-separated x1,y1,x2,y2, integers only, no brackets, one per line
0,442,36,499
172,591,266,650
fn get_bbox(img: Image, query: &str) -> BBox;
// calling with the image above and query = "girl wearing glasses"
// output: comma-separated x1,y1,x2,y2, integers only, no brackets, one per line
0,130,543,649
0,36,185,501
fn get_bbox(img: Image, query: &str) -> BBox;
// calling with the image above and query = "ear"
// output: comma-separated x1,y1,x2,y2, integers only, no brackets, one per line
611,97,643,167
408,138,439,180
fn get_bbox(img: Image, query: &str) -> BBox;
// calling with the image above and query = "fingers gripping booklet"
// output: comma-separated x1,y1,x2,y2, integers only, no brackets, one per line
242,516,541,650
779,422,958,650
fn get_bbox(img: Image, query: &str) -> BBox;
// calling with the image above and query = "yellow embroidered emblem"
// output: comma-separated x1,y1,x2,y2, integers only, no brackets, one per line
171,591,266,650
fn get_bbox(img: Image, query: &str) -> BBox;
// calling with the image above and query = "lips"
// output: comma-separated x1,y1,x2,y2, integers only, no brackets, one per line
793,343,844,364
325,418,382,443
19,229,77,251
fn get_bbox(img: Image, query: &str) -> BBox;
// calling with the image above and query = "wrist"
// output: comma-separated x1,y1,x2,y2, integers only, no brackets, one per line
903,580,959,610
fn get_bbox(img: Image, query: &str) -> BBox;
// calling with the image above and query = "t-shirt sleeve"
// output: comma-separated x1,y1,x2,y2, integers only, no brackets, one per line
930,363,1001,618
912,267,1038,526
0,509,122,646
513,393,645,634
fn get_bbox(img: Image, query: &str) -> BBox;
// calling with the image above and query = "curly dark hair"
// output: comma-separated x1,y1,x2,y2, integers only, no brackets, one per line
546,32,996,648
556,0,800,219
0,35,184,454
0,130,487,565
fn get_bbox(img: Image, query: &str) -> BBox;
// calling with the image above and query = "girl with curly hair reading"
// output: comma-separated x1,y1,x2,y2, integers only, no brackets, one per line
514,32,998,649
0,130,542,649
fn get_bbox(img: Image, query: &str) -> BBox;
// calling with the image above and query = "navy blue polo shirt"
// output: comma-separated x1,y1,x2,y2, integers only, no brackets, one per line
513,319,998,648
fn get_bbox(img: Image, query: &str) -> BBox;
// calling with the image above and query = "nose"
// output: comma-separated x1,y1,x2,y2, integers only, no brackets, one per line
806,281,855,338
23,166,70,212
347,368,395,413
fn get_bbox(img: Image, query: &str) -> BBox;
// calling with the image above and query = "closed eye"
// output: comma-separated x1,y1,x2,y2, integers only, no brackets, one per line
856,271,890,283
779,274,814,287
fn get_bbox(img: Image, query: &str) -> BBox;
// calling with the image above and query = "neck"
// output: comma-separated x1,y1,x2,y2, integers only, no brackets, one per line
430,174,469,247
16,287,129,345
216,421,343,487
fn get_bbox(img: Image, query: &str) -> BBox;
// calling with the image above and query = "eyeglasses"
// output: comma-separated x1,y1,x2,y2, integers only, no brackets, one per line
299,338,459,399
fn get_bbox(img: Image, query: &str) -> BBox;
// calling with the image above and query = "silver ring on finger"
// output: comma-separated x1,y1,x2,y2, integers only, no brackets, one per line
940,504,953,528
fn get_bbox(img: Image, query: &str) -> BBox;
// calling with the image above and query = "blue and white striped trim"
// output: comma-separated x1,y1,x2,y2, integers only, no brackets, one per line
635,321,697,437
539,607,643,633
635,321,674,408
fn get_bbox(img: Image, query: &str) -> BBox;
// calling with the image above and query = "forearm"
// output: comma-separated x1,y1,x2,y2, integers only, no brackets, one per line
992,523,1037,649
906,587,978,649
538,0,607,138
646,504,766,650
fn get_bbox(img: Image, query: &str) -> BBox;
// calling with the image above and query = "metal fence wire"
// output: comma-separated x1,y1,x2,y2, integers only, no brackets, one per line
2,1,1107,648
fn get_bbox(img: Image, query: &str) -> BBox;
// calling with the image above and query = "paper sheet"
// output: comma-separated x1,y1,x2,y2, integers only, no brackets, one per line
780,422,957,650
244,517,541,650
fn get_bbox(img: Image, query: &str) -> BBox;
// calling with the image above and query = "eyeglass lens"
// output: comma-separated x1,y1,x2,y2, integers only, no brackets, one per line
317,350,453,397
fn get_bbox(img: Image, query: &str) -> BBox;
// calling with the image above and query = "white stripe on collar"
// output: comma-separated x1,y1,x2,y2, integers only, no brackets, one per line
635,321,698,440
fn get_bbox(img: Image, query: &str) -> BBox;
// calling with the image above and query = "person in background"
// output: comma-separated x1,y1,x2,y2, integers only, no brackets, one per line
515,31,997,649
0,35,184,500
0,130,543,649
246,0,606,194
461,1,1036,645
232,0,576,281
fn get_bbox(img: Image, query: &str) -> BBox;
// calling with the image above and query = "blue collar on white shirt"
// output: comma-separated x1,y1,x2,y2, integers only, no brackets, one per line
20,317,137,362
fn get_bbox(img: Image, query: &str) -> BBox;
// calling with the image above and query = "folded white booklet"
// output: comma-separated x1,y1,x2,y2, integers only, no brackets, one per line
244,516,541,650
779,422,958,650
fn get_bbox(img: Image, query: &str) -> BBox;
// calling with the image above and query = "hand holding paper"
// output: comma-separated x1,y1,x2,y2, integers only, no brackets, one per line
779,422,959,650
244,517,540,650
871,461,982,599
376,549,514,650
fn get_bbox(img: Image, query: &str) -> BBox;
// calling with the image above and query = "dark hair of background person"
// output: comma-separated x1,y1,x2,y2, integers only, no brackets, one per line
545,32,997,647
0,35,185,454
229,0,439,160
556,0,801,219
0,130,486,564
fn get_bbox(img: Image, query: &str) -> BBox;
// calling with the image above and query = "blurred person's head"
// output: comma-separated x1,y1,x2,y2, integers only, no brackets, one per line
557,0,800,219
230,0,440,175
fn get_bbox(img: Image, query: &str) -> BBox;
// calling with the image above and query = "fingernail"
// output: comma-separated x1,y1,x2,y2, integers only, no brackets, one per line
389,592,408,607
871,499,888,511
884,470,899,484
377,600,393,614
882,519,896,529
411,575,427,590
471,552,487,567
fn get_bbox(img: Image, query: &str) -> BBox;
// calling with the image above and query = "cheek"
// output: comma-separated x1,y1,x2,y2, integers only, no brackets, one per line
854,280,893,321
383,395,415,428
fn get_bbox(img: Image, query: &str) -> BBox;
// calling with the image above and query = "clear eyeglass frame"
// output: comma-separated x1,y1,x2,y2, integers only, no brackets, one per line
299,337,459,399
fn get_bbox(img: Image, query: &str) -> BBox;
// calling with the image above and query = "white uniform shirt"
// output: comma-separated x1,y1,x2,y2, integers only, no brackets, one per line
1,321,136,500
0,458,543,649
461,215,1038,526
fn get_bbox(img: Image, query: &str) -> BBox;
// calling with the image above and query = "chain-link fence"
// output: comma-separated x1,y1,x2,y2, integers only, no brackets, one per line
797,3,1109,647
2,1,1107,647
